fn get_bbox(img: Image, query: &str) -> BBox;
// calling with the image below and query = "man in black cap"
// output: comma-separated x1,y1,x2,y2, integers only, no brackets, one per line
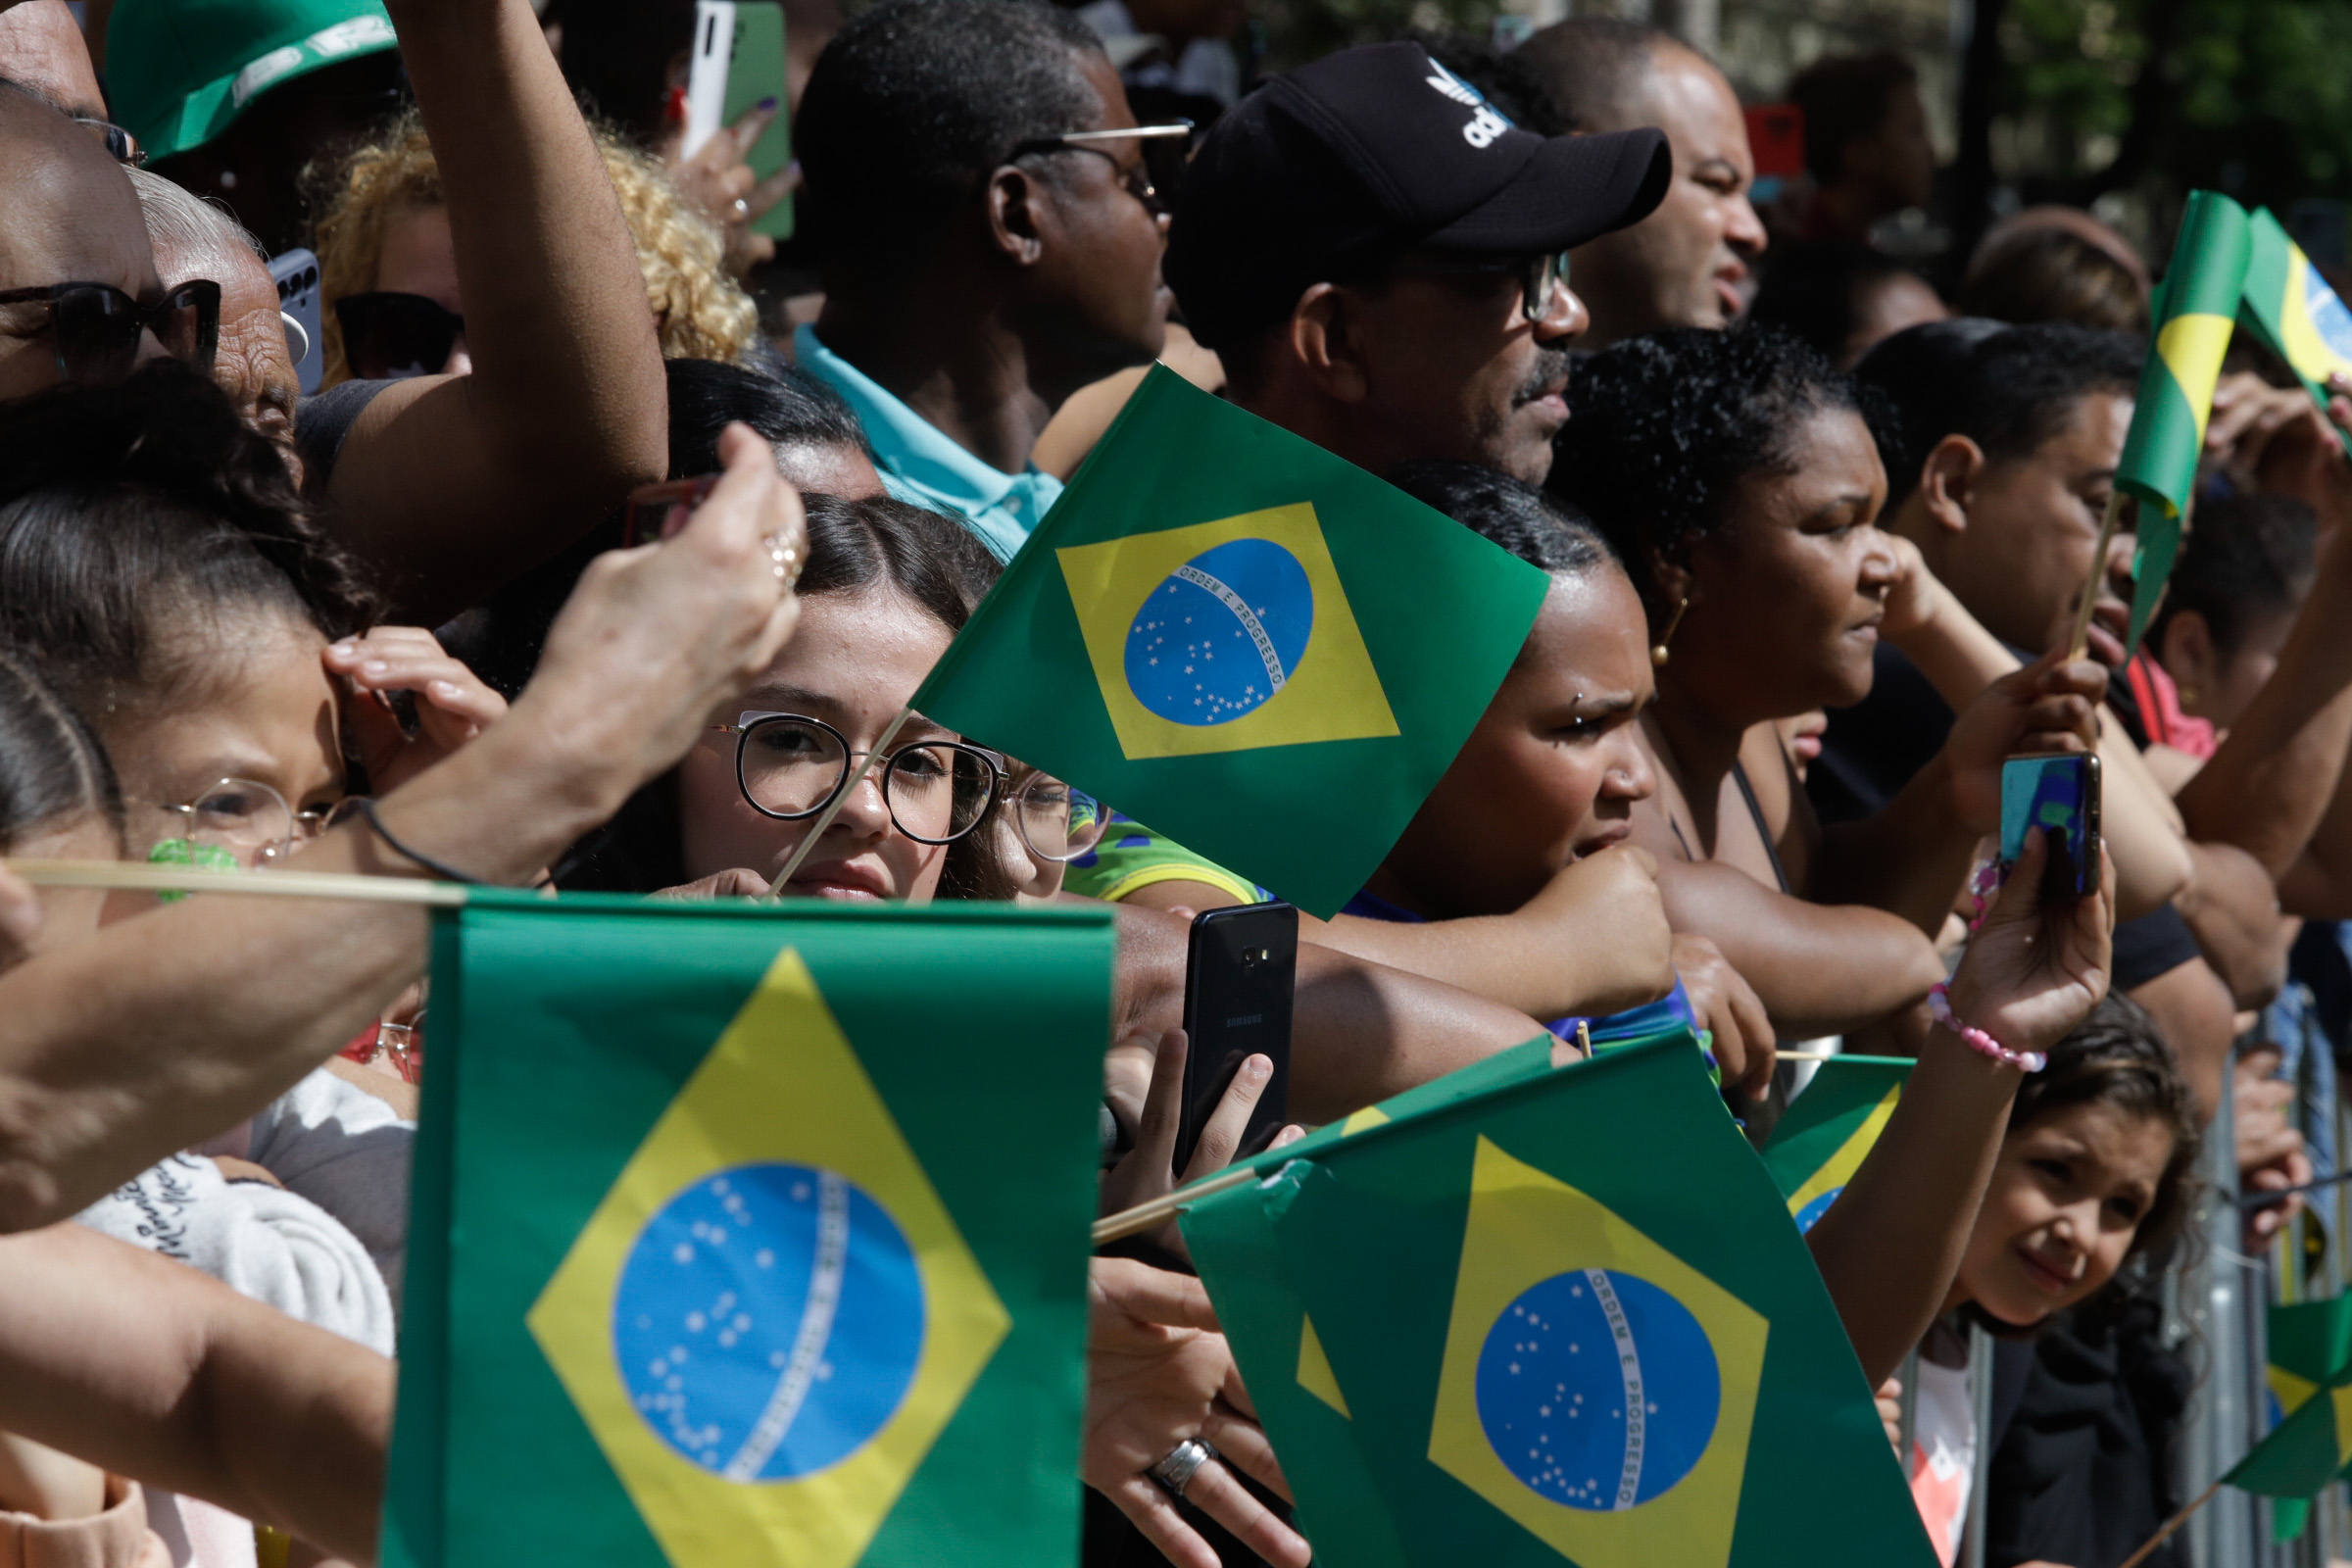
1164,40,1667,483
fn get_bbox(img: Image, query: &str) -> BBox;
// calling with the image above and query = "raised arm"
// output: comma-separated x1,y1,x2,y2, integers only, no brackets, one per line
0,1225,391,1564
325,0,668,621
0,429,800,1230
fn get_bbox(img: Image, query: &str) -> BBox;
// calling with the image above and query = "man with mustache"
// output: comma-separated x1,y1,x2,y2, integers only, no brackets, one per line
1163,40,1667,484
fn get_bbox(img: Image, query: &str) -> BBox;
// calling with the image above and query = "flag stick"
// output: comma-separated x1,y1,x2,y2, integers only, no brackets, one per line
1094,1166,1257,1247
2237,1167,2352,1209
2066,490,2131,660
1,858,470,906
2115,1478,2222,1568
768,704,915,896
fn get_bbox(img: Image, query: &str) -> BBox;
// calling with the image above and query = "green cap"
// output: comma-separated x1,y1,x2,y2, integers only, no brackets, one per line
106,0,399,162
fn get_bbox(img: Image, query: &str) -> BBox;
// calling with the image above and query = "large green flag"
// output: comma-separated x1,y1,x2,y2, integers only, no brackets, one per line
1182,1039,1934,1568
2115,191,2254,652
383,894,1114,1568
909,365,1552,917
1757,1057,1910,1234
2236,207,2352,457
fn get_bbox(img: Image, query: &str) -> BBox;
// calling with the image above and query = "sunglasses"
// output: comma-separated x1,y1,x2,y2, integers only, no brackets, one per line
1007,122,1193,215
334,291,465,380
1386,251,1573,324
0,280,220,384
74,117,145,166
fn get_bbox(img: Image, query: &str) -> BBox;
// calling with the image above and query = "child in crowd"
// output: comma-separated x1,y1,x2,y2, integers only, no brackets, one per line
1894,995,2199,1567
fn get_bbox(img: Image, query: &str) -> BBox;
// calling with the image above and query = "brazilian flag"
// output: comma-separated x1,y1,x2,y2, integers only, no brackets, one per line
1182,1039,1935,1568
909,365,1551,917
2237,207,2352,457
382,893,1114,1568
1758,1057,1910,1234
2259,1297,2352,1537
2115,190,2254,651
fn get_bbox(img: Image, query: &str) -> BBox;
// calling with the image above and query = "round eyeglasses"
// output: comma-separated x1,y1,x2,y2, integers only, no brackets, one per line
147,778,367,868
714,713,1109,861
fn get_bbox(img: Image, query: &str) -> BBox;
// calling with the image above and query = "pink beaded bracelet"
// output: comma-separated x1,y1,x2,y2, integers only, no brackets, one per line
1928,982,2047,1073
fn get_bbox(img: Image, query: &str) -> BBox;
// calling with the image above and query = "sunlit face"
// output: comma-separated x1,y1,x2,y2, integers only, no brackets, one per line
1025,52,1171,387
1956,1100,2176,1327
147,221,300,452
1671,405,1895,720
1372,565,1655,918
1940,391,2132,656
1566,47,1766,342
676,587,959,901
100,609,345,868
370,202,468,375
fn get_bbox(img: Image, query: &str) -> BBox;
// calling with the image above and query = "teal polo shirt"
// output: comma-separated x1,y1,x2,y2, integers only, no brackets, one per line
793,324,1063,562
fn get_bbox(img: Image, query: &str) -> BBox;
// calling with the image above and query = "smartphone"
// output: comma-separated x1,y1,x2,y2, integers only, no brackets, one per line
269,247,322,396
622,475,718,546
1999,753,2102,901
1174,902,1296,1176
685,0,795,241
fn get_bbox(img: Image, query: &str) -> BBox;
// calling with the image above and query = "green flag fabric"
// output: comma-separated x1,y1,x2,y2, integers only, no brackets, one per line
2115,190,2253,651
1183,1039,1935,1568
908,364,1553,917
2258,1296,2352,1536
2226,1365,2352,1499
2237,207,2352,457
1758,1057,1910,1234
382,894,1114,1568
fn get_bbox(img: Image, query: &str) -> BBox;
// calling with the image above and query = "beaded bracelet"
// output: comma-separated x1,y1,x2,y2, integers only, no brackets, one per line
1927,982,2046,1073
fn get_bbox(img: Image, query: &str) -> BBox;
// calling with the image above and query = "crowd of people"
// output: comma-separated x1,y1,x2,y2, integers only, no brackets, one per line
0,0,2349,1563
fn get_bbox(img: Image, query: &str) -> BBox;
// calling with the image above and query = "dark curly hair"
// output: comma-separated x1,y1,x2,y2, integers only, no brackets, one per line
0,363,376,723
1547,325,1896,630
0,648,122,851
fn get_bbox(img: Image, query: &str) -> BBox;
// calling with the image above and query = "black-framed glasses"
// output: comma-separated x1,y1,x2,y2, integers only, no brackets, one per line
1007,122,1193,215
334,291,464,380
1387,250,1572,323
74,118,145,166
715,712,1007,846
0,279,220,384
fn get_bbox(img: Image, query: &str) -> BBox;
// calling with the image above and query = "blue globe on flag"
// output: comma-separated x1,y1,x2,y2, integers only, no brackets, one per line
2310,266,2352,361
612,1163,926,1482
1474,1268,1722,1510
1794,1187,1843,1234
1123,538,1314,726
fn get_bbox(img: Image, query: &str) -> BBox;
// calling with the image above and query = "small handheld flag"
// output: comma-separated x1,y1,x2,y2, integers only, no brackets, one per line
2112,191,2254,652
1758,1057,1909,1234
382,894,1114,1568
2236,208,2352,456
909,365,1553,917
2258,1296,2352,1540
1181,1040,1936,1568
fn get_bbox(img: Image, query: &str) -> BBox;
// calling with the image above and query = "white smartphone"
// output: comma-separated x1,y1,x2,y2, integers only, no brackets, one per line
683,0,737,161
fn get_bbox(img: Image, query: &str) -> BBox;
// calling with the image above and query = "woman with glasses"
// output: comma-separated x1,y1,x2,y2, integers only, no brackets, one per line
567,492,1106,903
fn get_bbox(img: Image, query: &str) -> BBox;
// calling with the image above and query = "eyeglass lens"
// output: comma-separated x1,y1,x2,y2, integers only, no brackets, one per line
48,282,219,385
1014,778,1107,862
154,779,294,868
337,293,464,380
737,717,999,845
1523,253,1569,322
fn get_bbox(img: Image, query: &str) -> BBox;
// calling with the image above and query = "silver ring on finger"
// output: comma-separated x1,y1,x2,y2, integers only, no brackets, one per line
761,531,803,588
732,197,751,220
1147,1438,1218,1500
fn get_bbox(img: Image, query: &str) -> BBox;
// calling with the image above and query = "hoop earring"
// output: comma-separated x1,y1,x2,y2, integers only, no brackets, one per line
1651,597,1690,667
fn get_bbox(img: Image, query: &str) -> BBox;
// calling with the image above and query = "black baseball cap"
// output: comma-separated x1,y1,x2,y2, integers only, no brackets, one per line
1165,41,1670,349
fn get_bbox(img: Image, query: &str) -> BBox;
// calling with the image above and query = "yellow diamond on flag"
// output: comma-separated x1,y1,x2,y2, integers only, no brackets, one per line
1298,1314,1351,1419
1784,1080,1900,1233
526,947,1008,1568
1056,502,1399,760
1428,1137,1768,1568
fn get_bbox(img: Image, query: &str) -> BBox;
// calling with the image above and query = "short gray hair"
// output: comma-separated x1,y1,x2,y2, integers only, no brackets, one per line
126,167,268,270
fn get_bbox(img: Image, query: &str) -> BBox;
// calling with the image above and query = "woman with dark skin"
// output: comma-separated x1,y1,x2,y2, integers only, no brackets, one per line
1550,326,2106,1038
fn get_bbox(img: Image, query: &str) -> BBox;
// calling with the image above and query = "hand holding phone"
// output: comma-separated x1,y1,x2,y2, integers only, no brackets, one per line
1175,903,1296,1173
1999,753,2101,901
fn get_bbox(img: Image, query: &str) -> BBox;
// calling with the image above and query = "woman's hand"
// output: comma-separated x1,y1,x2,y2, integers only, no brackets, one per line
1083,1258,1312,1568
1671,933,1775,1099
1944,830,2114,1058
326,626,509,796
1101,1028,1298,1261
1521,847,1676,1017
1878,534,1942,644
654,868,773,901
1943,648,2105,835
667,101,799,276
1874,1377,1904,1456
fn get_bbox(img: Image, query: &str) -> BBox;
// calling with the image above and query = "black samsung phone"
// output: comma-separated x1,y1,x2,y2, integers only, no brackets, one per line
1174,902,1297,1176
2000,752,2102,901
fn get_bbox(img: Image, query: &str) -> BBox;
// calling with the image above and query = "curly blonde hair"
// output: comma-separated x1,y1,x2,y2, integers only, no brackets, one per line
313,113,760,384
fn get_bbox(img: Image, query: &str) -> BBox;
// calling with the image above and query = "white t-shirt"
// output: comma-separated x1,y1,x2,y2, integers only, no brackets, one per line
1909,1352,1977,1567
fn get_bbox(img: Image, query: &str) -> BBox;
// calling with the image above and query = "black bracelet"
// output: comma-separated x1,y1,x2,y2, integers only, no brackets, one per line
356,798,489,886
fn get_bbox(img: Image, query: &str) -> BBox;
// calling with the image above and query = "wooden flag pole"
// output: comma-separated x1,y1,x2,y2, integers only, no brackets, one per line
2,858,470,906
768,704,915,896
2066,490,2131,660
2114,1479,2222,1568
1094,1166,1258,1247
